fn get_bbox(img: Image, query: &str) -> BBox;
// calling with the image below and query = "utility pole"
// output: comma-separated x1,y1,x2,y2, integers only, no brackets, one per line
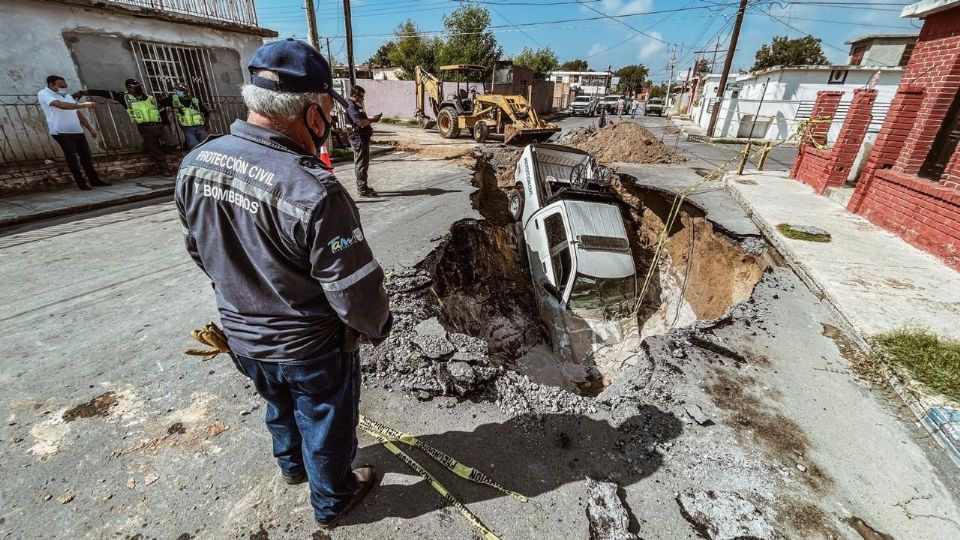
664,45,676,111
343,0,357,87
707,0,748,138
303,0,319,50
712,36,721,72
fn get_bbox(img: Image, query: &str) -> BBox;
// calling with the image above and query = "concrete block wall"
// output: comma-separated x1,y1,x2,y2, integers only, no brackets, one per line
847,7,960,271
0,152,184,196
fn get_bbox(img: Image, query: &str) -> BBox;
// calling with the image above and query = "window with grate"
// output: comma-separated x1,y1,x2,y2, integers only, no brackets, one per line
131,41,220,105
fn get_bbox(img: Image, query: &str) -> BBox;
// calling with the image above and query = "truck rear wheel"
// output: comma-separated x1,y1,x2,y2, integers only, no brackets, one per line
508,185,524,222
437,109,460,139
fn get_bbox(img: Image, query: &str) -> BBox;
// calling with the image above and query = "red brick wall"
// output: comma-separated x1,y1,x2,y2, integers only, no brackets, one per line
857,169,960,270
792,89,877,194
847,7,960,271
0,152,185,197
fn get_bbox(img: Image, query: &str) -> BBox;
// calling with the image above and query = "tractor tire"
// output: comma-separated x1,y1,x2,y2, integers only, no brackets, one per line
508,185,524,222
437,108,460,139
473,121,489,143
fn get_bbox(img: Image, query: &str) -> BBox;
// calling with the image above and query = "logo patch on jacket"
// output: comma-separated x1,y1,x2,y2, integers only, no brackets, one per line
328,228,365,253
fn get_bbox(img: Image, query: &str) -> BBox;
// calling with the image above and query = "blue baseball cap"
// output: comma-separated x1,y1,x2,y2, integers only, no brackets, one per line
248,38,348,107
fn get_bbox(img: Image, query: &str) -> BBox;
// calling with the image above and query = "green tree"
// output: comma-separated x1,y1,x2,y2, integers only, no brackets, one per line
368,41,397,68
560,59,589,71
615,64,649,96
649,84,667,98
436,3,502,74
694,58,711,75
513,46,559,79
751,35,828,72
387,20,440,79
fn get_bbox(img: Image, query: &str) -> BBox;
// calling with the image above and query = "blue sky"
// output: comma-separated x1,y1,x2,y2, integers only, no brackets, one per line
254,0,923,81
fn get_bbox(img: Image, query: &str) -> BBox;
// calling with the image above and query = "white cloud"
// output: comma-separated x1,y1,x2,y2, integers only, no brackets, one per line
597,0,655,16
636,32,664,63
588,43,607,58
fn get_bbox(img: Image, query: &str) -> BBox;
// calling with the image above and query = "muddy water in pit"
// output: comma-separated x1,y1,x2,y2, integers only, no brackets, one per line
425,151,768,395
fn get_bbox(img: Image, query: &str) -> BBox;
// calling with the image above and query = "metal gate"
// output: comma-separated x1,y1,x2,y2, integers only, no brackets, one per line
131,41,220,105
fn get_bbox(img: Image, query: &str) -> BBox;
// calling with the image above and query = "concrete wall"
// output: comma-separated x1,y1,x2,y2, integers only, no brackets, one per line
691,68,903,141
861,42,910,67
0,0,263,96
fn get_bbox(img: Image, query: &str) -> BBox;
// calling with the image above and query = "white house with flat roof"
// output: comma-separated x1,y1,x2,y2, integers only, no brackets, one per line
546,70,613,96
690,64,904,142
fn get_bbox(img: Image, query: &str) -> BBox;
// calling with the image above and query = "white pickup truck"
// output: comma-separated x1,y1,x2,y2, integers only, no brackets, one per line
509,143,638,365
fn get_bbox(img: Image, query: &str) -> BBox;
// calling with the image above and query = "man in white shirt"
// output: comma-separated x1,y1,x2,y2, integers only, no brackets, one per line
38,75,109,190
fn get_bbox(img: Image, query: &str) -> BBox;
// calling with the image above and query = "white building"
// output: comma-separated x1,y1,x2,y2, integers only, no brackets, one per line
546,70,613,96
0,0,275,164
689,65,903,141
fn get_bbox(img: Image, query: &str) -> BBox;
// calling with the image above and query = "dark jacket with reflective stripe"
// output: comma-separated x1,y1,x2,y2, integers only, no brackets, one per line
175,120,392,361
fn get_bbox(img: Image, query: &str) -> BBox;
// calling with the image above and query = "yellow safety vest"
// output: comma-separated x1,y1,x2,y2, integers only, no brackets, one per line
123,93,161,124
172,94,205,127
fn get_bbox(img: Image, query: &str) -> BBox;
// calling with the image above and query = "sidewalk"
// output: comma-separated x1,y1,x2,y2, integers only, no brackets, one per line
0,146,393,228
726,169,960,465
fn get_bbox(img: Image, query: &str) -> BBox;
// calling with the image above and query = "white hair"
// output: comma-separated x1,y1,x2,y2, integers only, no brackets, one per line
241,69,325,121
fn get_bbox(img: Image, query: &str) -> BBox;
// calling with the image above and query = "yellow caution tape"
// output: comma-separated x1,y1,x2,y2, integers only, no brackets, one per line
362,427,502,540
359,415,527,502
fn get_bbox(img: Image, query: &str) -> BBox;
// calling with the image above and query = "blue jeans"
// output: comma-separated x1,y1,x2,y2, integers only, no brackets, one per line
181,125,208,150
231,349,360,522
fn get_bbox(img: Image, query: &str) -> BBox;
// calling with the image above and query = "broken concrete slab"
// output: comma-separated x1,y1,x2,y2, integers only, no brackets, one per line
586,479,639,540
676,490,774,540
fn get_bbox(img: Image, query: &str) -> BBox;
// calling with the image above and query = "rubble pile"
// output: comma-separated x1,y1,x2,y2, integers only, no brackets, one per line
362,268,501,400
556,122,686,165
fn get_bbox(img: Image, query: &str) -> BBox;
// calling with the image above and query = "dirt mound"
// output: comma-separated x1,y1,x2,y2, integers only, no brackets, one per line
557,123,686,165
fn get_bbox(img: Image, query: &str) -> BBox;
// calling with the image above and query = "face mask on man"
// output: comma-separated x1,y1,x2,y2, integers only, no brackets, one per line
175,90,186,98
304,103,331,158
57,87,70,97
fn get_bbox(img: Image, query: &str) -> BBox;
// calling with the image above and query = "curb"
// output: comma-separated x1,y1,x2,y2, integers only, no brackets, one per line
0,187,175,230
724,176,960,471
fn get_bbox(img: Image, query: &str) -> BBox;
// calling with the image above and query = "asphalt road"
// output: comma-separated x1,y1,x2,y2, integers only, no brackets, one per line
1,141,957,539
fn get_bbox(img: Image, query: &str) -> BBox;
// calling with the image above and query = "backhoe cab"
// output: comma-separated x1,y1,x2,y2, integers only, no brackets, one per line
413,64,560,145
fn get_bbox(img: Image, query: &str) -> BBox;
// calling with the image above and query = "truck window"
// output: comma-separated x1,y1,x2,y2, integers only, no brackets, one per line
544,213,572,297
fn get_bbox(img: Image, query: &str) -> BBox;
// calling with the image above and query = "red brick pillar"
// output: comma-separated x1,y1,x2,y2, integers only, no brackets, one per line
848,87,924,212
819,88,877,192
790,91,843,179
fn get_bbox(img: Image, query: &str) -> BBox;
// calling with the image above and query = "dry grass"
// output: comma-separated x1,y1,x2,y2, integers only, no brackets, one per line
871,327,960,402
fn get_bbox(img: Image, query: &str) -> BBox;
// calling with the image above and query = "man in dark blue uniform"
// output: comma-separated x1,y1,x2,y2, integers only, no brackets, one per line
345,85,381,197
174,39,392,528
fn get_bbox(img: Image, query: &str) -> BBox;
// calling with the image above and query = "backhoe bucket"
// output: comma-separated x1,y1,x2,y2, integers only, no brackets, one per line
504,125,561,145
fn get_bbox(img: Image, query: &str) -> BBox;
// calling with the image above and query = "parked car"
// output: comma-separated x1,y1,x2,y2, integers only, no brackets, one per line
509,143,638,363
569,95,599,116
600,94,624,114
644,97,665,116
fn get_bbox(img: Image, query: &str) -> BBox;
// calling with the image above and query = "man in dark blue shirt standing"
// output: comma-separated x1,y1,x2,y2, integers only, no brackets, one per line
345,85,381,197
175,39,391,529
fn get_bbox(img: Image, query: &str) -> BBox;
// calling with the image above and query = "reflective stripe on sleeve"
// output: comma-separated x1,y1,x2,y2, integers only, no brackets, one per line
321,259,380,292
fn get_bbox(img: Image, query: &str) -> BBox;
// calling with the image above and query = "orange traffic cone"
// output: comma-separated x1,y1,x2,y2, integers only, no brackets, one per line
319,143,334,172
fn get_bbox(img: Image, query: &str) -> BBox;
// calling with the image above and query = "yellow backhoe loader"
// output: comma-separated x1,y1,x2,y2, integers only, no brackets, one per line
414,64,560,144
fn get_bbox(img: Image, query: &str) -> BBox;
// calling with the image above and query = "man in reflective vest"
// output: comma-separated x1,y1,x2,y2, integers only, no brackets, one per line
170,83,210,150
83,78,172,175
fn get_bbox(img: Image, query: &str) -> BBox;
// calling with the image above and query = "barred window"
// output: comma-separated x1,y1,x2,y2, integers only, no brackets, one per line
131,41,219,104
